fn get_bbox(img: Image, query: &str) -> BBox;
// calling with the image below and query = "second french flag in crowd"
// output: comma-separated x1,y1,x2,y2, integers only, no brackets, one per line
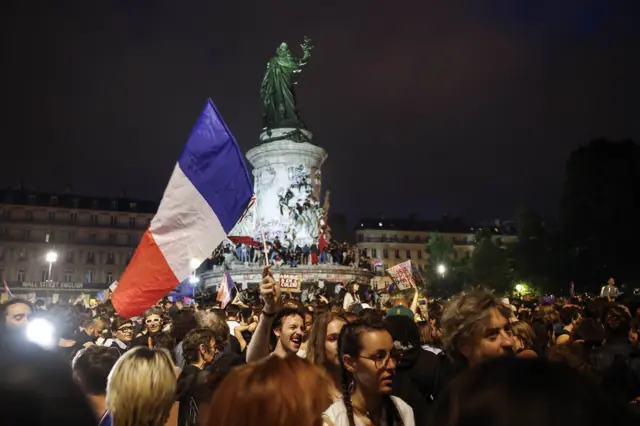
112,99,253,318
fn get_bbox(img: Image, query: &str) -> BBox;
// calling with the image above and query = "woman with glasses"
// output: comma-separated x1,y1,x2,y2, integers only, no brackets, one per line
323,321,415,426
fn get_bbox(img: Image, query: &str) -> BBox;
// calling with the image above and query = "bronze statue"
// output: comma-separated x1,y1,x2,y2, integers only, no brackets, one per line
260,37,313,131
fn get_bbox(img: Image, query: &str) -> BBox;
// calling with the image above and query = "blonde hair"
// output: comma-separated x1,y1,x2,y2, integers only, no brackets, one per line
106,347,176,426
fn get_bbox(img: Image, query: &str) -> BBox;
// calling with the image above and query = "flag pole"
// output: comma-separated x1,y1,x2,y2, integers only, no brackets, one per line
254,195,270,265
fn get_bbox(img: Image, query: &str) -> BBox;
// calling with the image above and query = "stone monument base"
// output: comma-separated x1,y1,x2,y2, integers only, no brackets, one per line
200,264,373,291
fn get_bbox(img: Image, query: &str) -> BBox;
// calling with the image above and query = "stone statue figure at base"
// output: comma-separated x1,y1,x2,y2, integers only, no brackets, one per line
260,37,313,133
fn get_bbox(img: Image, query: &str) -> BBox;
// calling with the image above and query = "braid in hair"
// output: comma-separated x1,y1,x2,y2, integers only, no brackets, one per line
338,320,390,426
338,323,357,426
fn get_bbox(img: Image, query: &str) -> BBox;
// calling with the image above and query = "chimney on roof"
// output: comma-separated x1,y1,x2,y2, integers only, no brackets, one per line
63,184,72,194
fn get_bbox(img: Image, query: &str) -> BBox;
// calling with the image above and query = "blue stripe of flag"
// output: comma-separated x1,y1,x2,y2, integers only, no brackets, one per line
177,98,253,233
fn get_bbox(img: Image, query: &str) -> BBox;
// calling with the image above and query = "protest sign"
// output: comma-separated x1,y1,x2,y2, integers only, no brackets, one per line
279,274,301,292
387,260,423,290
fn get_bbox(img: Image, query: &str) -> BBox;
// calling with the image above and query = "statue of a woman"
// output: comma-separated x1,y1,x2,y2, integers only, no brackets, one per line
260,37,313,130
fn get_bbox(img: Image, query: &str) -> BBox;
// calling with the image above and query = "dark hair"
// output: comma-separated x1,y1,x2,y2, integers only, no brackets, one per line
171,310,198,343
210,317,230,350
110,316,133,334
0,299,34,327
604,306,631,337
338,321,403,426
559,306,582,326
72,346,120,395
182,328,216,365
225,304,240,318
358,308,384,324
97,300,116,318
153,332,176,363
431,357,636,426
82,314,109,330
0,342,97,426
47,304,80,339
270,307,304,349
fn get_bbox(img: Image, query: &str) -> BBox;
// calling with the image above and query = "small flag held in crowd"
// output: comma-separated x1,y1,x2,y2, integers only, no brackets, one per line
216,272,236,309
3,280,14,299
112,99,253,318
569,280,575,297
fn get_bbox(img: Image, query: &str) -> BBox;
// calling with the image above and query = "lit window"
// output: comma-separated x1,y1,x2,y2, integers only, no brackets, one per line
17,269,25,282
64,270,73,282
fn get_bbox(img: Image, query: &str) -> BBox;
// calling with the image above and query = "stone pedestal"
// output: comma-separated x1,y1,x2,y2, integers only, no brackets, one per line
240,128,327,247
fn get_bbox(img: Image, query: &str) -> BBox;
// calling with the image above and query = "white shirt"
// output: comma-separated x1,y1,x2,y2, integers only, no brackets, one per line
227,320,240,337
323,396,414,426
343,293,360,312
421,344,442,355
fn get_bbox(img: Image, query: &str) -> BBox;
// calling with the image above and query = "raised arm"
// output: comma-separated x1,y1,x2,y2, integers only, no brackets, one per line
246,266,281,362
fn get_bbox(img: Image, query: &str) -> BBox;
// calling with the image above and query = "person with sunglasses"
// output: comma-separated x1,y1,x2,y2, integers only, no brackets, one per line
323,320,415,426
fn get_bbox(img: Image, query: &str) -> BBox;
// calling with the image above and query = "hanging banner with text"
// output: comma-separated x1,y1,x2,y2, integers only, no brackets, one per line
279,274,301,292
387,260,423,290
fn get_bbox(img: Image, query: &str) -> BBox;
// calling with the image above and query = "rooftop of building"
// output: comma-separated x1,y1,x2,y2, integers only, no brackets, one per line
0,187,158,214
356,217,516,235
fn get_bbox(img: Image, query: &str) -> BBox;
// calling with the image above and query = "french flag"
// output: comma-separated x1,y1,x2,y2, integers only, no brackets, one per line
112,99,253,318
216,271,235,309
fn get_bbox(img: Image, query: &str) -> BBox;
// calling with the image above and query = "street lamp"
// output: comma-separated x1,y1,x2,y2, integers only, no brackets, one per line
437,263,446,276
45,250,58,282
515,284,523,293
189,275,200,284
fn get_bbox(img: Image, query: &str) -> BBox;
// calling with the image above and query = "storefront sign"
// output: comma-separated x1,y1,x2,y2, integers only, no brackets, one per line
14,281,108,291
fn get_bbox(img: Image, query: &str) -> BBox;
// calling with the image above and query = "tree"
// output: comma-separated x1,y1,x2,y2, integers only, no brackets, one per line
472,230,510,295
559,139,640,291
424,233,471,298
512,205,551,293
425,233,455,266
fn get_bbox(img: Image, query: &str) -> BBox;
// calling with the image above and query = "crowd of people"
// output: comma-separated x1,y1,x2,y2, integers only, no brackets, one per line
1,268,639,426
206,237,372,270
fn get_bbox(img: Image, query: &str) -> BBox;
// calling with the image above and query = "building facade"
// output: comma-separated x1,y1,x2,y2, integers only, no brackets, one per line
355,218,517,288
0,188,157,301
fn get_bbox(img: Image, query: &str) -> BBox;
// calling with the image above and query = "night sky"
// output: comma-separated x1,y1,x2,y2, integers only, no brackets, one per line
1,0,639,225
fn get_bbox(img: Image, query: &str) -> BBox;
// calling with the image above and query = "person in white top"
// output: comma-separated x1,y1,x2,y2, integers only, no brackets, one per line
342,282,361,312
323,321,415,426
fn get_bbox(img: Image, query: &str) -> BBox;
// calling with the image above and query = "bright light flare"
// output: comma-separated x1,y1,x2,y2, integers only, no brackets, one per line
45,251,58,263
189,275,200,284
26,318,56,349
515,284,523,292
437,264,446,275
